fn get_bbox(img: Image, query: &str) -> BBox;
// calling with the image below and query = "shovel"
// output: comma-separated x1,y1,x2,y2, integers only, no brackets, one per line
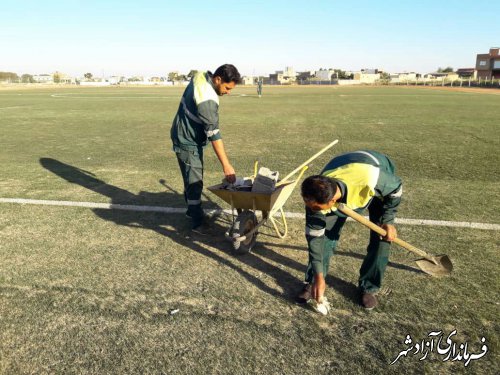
337,203,453,277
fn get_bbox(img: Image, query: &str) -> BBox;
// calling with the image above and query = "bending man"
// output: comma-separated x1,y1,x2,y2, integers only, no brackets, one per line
298,150,403,310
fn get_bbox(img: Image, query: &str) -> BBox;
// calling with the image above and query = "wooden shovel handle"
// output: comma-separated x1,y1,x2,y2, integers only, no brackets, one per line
337,203,433,260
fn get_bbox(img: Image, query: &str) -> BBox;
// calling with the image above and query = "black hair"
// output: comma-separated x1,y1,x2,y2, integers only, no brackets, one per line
213,64,241,84
301,175,339,204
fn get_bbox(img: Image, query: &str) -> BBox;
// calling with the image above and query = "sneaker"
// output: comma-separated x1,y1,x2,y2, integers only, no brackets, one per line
361,293,378,310
296,283,312,304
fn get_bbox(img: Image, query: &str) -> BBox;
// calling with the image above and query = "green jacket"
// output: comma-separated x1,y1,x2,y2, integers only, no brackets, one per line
171,71,222,152
306,150,403,275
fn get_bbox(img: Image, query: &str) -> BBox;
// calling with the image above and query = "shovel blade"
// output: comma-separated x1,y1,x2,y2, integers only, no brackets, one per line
415,255,453,277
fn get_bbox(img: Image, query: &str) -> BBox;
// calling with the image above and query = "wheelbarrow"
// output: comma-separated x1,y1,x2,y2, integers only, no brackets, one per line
208,140,339,254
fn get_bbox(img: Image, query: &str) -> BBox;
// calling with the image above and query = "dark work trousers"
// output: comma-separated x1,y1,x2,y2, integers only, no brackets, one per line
175,148,204,226
304,197,391,294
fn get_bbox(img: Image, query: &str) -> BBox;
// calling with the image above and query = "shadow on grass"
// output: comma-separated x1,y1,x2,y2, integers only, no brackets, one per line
39,158,421,306
255,238,424,305
252,245,360,304
258,241,424,274
39,158,305,301
259,242,425,274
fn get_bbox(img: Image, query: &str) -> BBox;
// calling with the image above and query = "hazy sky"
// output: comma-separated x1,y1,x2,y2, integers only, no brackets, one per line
1,0,499,77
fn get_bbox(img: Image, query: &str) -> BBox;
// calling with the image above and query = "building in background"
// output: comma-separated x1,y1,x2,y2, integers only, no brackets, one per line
296,71,315,81
241,76,254,85
389,72,420,83
283,66,295,77
456,68,477,79
476,47,500,79
353,69,381,84
33,74,54,83
53,71,75,84
421,71,458,81
315,69,336,81
269,66,297,84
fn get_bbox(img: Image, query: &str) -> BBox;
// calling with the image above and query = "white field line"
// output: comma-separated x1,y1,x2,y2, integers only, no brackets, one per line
50,94,178,99
0,106,26,110
337,94,474,97
1,197,499,231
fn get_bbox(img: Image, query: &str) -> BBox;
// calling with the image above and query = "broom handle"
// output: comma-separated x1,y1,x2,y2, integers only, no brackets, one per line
337,203,433,260
280,139,339,183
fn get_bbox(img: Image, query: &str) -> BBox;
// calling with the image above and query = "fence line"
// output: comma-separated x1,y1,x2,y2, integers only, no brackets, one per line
264,77,500,88
377,77,500,89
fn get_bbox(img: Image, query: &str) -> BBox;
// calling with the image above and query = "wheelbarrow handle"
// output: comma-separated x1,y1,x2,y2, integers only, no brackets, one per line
280,139,339,183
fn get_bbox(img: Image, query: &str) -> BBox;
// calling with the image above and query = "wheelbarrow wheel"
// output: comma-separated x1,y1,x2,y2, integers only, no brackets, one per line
232,210,258,254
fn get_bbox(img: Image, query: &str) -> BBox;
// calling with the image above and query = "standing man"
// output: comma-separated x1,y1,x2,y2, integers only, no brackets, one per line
257,78,263,98
298,150,403,310
171,64,241,231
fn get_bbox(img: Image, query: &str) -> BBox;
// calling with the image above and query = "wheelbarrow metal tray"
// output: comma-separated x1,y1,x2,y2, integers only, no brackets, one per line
208,181,296,213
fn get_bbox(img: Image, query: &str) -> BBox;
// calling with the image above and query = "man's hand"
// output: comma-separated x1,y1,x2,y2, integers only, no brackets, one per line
211,139,236,183
381,224,397,241
223,164,236,184
312,273,326,302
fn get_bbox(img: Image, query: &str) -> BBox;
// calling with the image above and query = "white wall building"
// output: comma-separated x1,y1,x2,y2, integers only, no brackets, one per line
241,76,255,85
284,66,296,77
390,72,419,83
107,76,121,84
33,74,53,83
315,69,335,80
353,72,381,84
337,80,362,85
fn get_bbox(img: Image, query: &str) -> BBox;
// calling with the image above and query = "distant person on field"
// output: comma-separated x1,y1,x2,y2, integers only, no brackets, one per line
257,78,263,97
171,64,241,232
297,150,403,310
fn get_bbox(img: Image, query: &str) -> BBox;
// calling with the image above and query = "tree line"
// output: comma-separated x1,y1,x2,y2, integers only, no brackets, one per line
0,72,36,83
0,67,458,84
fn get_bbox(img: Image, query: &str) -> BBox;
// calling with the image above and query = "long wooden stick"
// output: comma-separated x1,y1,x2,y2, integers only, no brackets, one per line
280,139,339,183
337,203,437,262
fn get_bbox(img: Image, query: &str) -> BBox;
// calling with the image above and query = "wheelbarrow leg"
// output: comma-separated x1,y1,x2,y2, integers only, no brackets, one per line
227,195,243,229
230,210,258,254
269,207,288,239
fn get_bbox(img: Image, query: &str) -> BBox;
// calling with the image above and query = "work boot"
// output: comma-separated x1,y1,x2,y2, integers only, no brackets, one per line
361,293,378,310
186,210,206,220
192,223,207,235
296,283,312,304
186,209,206,229
191,217,211,236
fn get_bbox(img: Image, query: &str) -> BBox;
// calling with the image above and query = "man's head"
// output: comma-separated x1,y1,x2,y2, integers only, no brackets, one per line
301,175,340,211
212,64,241,96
